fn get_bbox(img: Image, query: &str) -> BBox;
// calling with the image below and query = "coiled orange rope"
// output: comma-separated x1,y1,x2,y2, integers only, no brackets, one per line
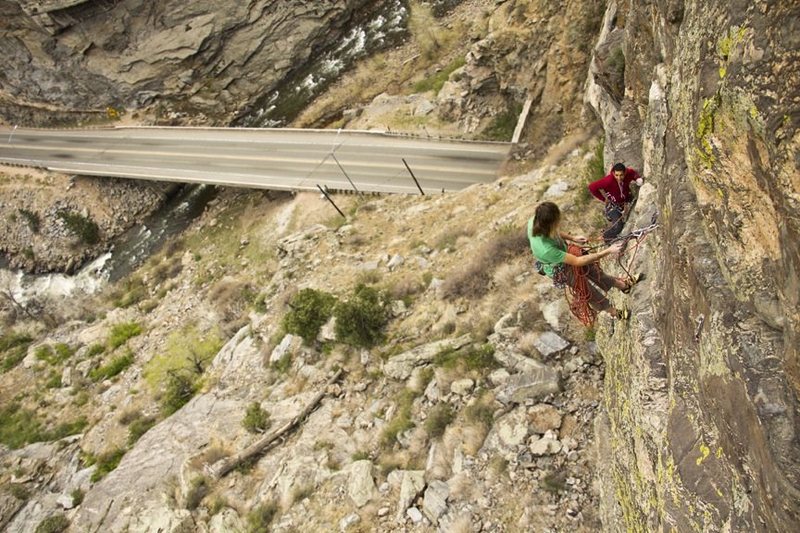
564,244,598,327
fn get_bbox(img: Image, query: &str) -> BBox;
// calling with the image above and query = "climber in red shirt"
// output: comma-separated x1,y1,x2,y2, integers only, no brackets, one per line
588,162,643,242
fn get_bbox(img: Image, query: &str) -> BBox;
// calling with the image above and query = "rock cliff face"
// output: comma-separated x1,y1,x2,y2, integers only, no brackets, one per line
0,0,396,124
587,0,800,530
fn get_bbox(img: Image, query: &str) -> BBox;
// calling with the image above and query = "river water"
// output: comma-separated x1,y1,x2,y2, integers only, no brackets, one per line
1,184,217,304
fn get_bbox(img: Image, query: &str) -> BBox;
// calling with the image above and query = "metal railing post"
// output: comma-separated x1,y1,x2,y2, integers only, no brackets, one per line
402,158,425,196
317,184,346,218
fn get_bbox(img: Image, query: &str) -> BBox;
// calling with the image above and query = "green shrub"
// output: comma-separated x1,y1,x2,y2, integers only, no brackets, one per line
57,210,100,245
334,285,389,348
45,372,62,389
414,57,466,94
70,488,85,506
111,276,147,308
9,484,30,500
50,417,88,440
424,403,454,439
464,402,495,429
161,371,199,415
247,501,279,533
271,353,292,374
89,351,134,382
34,514,69,533
0,404,45,448
282,288,337,344
434,343,498,372
242,402,271,434
86,343,106,357
380,389,418,449
35,343,74,366
89,448,126,482
108,322,143,349
0,332,33,372
18,208,40,233
351,450,370,461
127,415,158,445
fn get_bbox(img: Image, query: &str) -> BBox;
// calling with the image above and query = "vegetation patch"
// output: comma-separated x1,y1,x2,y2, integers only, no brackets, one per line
246,501,279,533
580,138,605,205
89,350,134,382
34,514,70,533
482,102,523,141
70,488,85,506
696,94,721,168
127,415,158,445
184,476,209,510
0,404,87,449
441,227,528,300
57,209,100,245
413,57,466,94
424,403,455,439
334,284,389,348
18,208,40,233
108,322,143,349
0,331,33,372
242,402,272,434
144,326,223,413
110,276,148,309
282,288,337,344
380,388,419,448
434,343,499,372
85,447,126,482
34,343,74,366
161,371,201,415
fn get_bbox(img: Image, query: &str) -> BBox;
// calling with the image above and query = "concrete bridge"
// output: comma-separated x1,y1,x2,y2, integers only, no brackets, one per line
0,126,511,195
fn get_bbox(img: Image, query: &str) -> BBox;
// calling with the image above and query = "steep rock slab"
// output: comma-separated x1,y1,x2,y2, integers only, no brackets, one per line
588,0,800,531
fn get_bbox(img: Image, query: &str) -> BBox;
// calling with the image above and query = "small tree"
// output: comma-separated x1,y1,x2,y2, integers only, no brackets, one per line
334,284,388,347
242,402,271,434
282,288,337,344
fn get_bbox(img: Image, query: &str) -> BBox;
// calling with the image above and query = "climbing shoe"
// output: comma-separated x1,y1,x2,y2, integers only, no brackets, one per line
621,272,645,294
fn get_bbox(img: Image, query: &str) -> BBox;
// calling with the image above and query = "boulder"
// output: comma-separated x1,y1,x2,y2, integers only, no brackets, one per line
532,332,569,357
347,460,376,508
396,470,426,520
383,335,471,380
527,404,563,434
422,480,450,525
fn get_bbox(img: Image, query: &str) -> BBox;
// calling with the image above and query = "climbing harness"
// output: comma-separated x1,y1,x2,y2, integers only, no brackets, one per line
564,212,659,327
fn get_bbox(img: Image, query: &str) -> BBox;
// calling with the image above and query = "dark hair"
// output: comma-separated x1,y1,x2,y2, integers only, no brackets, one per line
612,162,626,173
532,202,560,237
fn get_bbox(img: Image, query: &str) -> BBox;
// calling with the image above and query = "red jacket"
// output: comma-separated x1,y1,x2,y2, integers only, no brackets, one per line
588,167,642,204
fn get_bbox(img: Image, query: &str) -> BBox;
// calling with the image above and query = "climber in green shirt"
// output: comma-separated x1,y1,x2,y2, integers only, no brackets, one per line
528,201,632,319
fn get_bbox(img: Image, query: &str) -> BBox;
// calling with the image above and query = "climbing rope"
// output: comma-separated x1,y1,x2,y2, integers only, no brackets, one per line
562,243,598,327
563,212,659,327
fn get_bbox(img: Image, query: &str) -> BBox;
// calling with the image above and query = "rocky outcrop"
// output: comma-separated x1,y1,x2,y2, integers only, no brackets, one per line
0,173,174,273
0,0,398,125
587,1,800,531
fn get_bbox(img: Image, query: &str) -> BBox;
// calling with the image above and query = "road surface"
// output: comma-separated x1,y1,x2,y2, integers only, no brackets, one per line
0,127,510,194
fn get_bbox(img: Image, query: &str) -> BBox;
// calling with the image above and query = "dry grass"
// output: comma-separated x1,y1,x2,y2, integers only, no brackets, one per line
440,229,529,301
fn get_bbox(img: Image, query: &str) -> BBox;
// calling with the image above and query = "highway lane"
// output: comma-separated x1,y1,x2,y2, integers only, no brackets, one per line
0,127,510,194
